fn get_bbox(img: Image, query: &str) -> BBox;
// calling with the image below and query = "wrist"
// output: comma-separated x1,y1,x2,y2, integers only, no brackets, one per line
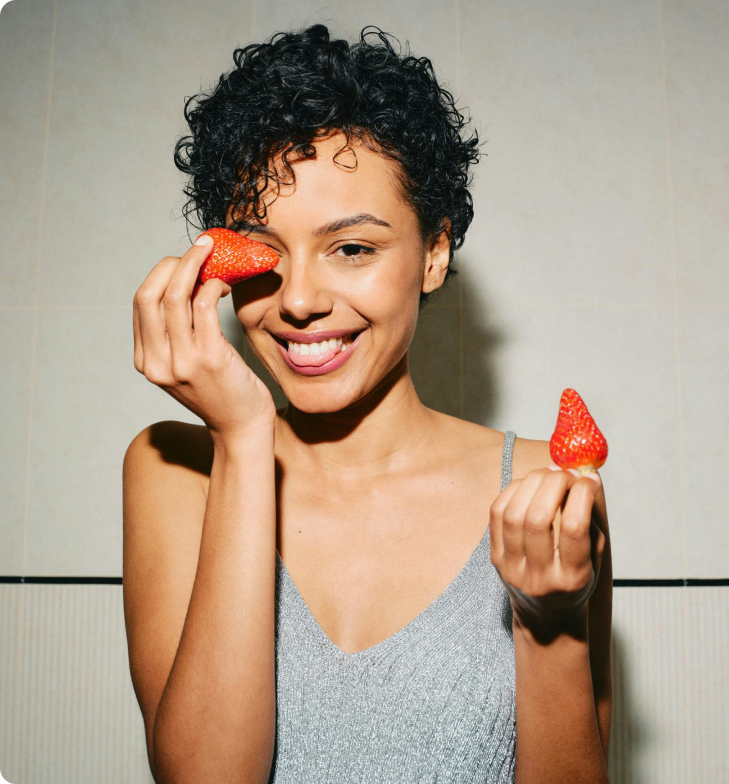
209,422,275,453
512,603,589,645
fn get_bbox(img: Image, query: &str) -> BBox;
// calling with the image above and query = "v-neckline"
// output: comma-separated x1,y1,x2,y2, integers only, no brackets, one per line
275,521,491,659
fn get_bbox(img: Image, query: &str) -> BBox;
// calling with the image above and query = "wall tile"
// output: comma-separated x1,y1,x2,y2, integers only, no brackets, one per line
609,587,689,782
0,0,55,307
463,302,683,579
0,310,35,575
663,0,729,308
0,587,22,776
679,307,729,578
683,587,729,779
2,585,154,783
459,0,673,309
26,308,204,576
37,0,254,309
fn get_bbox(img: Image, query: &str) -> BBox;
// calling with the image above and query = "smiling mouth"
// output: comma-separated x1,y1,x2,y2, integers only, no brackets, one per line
270,329,366,349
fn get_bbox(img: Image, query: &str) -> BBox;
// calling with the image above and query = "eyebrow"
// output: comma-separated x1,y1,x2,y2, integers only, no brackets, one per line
230,213,392,240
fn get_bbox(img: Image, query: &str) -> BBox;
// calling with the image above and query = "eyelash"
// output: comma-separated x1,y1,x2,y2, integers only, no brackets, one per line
334,243,377,261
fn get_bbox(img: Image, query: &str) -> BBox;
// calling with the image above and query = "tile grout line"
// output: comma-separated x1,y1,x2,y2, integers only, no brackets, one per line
17,0,58,769
657,0,691,773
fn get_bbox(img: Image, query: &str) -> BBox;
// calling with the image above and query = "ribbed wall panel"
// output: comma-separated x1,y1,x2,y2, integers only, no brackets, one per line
609,588,688,782
0,585,152,784
0,585,727,783
683,588,729,781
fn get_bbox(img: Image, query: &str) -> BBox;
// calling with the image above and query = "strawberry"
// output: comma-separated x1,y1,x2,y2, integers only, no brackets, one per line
194,227,279,287
549,388,608,475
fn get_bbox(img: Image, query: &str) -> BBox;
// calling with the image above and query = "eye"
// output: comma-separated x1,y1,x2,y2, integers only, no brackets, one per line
334,243,377,261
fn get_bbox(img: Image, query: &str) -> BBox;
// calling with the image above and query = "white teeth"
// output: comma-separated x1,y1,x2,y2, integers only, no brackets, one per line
286,334,356,355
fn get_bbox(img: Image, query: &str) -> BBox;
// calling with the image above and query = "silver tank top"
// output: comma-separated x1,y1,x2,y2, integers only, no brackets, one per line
271,430,517,783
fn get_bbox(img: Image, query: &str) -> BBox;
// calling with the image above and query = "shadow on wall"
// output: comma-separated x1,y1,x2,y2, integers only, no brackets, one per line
609,626,646,784
220,254,505,427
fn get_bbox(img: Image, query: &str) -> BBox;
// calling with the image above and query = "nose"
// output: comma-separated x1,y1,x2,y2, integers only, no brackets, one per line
278,252,334,322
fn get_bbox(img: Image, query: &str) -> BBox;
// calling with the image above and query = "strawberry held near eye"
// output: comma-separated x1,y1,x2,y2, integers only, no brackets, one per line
195,227,280,286
549,388,608,475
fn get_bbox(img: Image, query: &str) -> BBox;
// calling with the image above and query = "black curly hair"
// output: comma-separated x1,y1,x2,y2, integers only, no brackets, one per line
173,23,484,310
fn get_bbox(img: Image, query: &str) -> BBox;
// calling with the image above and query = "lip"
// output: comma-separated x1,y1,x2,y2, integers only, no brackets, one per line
274,328,367,376
269,327,365,343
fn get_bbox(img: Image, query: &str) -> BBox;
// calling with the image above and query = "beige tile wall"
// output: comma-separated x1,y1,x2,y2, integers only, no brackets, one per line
3,0,726,581
1,0,727,778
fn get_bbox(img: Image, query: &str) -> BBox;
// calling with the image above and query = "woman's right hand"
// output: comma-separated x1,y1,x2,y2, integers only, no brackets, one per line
133,234,277,441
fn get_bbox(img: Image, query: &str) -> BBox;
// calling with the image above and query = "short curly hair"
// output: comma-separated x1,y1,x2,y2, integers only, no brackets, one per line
173,23,483,309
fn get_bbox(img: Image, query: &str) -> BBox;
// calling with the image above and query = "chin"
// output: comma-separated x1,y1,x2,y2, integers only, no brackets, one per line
285,386,361,415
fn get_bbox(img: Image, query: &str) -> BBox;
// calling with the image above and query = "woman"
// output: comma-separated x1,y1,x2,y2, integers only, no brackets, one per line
122,24,612,784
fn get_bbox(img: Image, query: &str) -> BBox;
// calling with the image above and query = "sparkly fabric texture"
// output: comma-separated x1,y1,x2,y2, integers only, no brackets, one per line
269,431,517,784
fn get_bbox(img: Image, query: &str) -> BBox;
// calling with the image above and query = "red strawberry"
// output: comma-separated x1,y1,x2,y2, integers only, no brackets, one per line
195,227,279,287
549,388,608,475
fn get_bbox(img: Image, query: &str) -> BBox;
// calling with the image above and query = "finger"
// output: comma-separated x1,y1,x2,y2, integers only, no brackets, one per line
135,258,179,369
590,518,606,579
558,478,599,568
164,234,214,359
489,479,521,562
524,469,570,569
501,471,546,560
192,277,232,351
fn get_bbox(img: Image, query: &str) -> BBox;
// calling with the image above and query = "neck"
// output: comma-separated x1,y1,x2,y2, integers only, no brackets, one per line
274,356,437,483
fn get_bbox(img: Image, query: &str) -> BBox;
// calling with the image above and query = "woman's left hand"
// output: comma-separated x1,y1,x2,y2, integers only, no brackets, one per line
489,465,606,638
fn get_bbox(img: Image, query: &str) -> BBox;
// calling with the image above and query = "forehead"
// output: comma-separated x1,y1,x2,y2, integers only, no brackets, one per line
228,131,410,227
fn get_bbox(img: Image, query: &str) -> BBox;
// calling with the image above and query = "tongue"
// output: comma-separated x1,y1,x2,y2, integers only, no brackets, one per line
288,342,342,367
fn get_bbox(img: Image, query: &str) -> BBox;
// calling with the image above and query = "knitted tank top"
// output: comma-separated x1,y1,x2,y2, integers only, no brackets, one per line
270,430,517,783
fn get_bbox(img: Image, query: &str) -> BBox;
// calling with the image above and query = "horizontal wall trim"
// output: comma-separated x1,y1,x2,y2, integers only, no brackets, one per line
1,576,728,586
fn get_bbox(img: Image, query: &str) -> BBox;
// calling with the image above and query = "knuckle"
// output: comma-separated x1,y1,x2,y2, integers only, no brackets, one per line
163,290,185,307
135,287,156,305
565,570,590,594
525,511,552,532
143,367,171,385
502,510,523,529
561,517,588,541
170,360,191,382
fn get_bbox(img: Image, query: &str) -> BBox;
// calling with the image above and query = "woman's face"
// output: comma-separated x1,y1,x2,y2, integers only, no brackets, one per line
227,131,450,414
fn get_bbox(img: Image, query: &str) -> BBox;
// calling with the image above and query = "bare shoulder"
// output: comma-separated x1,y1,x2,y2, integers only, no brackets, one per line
509,435,553,480
124,420,214,491
433,411,551,476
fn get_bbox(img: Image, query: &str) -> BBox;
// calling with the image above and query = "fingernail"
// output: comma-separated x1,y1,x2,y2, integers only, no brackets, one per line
546,464,562,472
194,234,212,246
567,468,580,477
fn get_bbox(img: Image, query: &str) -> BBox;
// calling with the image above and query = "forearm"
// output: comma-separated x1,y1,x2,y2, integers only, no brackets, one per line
153,427,277,784
513,610,609,784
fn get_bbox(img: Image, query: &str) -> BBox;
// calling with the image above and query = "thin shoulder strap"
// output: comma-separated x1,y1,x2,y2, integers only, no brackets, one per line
500,431,516,492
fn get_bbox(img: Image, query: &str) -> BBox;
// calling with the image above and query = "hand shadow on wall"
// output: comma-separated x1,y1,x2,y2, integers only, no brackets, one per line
219,256,506,428
608,626,647,784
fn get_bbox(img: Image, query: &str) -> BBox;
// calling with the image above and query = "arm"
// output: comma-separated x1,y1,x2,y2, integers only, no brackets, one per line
505,439,613,783
122,421,277,784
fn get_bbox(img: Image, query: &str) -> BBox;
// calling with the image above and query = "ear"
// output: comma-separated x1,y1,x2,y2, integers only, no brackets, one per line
421,217,452,294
